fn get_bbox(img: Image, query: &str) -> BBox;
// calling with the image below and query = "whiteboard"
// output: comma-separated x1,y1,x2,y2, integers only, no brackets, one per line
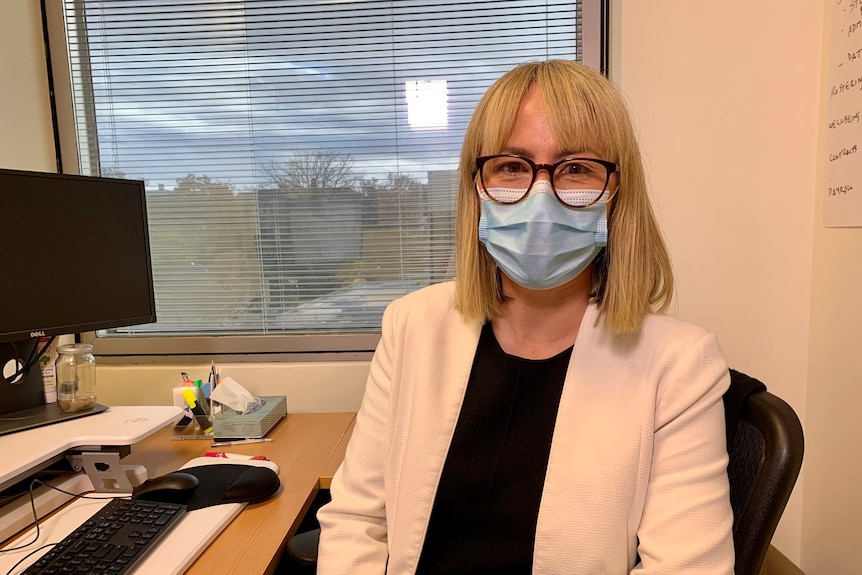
824,0,862,226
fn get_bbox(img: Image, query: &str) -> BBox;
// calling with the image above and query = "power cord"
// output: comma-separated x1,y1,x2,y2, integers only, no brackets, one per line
0,477,127,575
3,543,55,575
1,337,56,385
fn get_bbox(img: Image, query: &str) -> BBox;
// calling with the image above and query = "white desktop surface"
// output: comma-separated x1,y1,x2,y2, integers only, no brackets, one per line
0,495,245,575
0,406,182,492
0,456,280,574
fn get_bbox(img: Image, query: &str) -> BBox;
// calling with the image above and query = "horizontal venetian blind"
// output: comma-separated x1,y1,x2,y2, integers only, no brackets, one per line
61,0,583,339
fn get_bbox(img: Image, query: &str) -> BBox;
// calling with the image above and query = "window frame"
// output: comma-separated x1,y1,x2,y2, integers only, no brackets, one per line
44,0,610,362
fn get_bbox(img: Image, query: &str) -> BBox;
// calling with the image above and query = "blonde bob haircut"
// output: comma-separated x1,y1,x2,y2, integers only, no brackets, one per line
454,60,673,335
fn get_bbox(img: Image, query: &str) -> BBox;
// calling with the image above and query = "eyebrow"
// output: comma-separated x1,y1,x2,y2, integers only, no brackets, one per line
499,146,600,159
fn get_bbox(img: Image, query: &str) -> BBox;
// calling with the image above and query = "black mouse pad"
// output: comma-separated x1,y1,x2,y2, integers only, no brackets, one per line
176,464,281,511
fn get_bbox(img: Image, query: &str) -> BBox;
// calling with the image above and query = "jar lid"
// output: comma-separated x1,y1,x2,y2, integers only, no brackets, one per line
57,343,94,354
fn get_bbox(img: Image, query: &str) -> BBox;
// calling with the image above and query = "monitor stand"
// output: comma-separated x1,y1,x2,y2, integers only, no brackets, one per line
0,339,106,436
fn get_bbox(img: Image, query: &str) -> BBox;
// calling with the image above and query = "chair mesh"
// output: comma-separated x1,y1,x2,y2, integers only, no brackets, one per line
727,418,765,535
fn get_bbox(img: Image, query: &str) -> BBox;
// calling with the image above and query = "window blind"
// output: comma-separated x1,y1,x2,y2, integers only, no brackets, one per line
57,0,591,351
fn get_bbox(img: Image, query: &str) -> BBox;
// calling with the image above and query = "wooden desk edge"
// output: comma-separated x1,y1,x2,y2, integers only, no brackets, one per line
318,415,355,490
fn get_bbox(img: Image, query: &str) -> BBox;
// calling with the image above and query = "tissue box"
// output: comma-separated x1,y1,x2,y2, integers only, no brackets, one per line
212,395,287,439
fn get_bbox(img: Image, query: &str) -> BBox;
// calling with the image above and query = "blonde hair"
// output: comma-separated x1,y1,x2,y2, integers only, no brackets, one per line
454,60,673,335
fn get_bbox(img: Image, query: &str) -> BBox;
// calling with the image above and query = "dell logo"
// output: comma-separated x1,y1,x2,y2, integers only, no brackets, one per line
30,331,46,338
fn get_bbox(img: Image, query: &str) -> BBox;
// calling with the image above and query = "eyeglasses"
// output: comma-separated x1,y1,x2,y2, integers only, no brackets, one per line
475,154,618,207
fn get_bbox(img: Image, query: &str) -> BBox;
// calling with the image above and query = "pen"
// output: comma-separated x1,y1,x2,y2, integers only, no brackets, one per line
209,438,273,447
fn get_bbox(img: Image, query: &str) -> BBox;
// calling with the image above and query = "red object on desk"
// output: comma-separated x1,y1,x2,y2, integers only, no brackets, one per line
203,452,268,461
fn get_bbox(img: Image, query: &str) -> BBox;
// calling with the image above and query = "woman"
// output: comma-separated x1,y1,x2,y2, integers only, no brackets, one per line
317,60,734,574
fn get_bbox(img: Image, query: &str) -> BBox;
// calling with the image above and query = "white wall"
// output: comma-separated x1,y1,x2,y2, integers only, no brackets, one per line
801,3,862,570
0,0,55,172
4,1,859,572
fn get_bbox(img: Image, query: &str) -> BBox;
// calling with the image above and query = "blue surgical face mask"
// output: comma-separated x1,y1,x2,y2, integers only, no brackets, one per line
478,180,609,290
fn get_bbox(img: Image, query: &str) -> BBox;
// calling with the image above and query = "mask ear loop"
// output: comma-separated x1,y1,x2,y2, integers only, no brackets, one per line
474,176,491,201
595,186,620,245
595,211,609,246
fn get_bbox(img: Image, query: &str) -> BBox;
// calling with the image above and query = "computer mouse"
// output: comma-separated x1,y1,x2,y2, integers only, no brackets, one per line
131,471,200,503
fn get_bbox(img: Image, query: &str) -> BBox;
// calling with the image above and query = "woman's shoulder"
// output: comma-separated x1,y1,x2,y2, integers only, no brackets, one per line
584,309,719,362
391,280,456,309
640,312,710,338
382,281,478,345
381,281,457,323
634,313,726,370
586,305,713,345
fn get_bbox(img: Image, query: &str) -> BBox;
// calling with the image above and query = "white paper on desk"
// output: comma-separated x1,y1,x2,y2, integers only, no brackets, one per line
210,376,265,414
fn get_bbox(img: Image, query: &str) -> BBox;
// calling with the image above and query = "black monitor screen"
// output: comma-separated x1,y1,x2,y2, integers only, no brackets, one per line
0,168,156,343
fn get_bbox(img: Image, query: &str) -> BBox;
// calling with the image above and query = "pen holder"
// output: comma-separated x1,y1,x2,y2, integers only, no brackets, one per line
170,385,216,440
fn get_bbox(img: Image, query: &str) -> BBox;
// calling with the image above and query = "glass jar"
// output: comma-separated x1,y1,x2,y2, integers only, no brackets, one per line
55,343,97,413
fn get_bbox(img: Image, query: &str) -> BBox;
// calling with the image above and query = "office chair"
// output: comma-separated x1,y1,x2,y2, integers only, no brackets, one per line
281,369,805,574
280,491,328,574
724,369,804,575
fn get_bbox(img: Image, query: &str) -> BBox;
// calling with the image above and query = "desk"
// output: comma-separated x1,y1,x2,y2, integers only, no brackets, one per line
122,411,355,575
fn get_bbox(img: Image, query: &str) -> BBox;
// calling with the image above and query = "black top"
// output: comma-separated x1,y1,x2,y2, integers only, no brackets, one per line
415,323,572,574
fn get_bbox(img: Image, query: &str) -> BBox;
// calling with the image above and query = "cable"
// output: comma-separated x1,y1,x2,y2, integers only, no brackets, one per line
4,543,56,575
0,479,129,575
2,337,55,385
0,480,43,553
0,478,126,555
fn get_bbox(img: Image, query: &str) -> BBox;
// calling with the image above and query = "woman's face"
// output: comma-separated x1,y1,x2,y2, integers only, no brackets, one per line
474,85,618,295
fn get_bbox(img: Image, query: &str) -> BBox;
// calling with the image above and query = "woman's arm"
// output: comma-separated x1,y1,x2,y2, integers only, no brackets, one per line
633,331,735,574
316,304,396,574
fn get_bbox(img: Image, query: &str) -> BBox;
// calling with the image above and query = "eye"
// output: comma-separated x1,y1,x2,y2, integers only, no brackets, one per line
495,160,530,174
557,160,594,176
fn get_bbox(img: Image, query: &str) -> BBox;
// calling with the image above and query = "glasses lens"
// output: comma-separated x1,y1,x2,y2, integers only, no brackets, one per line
480,156,532,203
554,159,609,207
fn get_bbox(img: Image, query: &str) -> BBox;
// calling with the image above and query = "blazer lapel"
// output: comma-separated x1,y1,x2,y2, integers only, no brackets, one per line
533,305,648,574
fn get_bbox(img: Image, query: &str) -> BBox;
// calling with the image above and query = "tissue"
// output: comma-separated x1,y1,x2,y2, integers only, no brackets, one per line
210,377,265,414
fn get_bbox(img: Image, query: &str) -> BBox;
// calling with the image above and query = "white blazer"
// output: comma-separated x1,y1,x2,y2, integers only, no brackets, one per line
317,282,734,574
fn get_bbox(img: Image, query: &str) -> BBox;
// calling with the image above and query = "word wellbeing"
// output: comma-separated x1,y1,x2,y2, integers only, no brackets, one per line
828,110,862,128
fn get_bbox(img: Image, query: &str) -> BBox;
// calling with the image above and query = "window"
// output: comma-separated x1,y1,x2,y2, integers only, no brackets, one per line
47,0,608,358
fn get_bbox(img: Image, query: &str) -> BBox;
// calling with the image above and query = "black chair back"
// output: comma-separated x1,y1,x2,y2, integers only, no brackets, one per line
724,369,804,575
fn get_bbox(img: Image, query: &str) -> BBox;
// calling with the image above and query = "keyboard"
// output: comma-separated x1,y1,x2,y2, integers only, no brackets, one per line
22,498,186,575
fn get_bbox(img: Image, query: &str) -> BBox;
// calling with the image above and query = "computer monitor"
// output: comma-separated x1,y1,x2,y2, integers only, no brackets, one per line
0,168,156,435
